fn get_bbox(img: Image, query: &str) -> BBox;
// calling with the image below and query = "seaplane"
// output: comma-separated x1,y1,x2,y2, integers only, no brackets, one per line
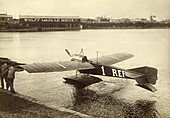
0,49,158,92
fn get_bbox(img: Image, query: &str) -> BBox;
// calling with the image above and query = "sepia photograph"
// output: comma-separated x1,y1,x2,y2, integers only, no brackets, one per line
0,0,170,117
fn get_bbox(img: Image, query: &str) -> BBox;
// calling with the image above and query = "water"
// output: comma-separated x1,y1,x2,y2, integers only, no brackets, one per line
0,29,170,117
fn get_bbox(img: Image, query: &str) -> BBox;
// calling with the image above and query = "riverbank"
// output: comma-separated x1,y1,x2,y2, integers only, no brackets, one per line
0,27,81,32
0,88,90,118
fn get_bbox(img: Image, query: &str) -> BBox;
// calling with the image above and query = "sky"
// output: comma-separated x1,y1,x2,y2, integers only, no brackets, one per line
0,0,170,20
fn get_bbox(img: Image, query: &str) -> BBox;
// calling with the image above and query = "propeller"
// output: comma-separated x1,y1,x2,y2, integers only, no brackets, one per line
65,49,72,58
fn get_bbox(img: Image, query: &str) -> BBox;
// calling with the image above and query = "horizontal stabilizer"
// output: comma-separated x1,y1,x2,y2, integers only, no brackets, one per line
128,66,158,85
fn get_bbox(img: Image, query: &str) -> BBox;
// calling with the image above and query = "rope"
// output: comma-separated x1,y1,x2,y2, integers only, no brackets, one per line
17,73,32,80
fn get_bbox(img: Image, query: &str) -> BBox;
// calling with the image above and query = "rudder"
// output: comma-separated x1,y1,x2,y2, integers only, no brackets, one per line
128,66,158,92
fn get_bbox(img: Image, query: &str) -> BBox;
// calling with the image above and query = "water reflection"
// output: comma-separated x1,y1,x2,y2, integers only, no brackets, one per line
71,87,158,118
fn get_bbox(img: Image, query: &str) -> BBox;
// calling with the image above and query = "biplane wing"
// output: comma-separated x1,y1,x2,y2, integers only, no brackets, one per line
21,61,95,73
90,53,134,66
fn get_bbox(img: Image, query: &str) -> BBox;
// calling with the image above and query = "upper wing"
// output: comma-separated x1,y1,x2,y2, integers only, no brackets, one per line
21,61,95,73
90,53,134,66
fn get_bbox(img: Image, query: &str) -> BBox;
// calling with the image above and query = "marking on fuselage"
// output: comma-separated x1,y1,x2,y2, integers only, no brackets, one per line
112,69,118,76
101,66,105,75
112,69,125,78
101,66,125,78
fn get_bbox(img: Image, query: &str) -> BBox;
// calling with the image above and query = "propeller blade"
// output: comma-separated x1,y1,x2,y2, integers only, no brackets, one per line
65,49,72,57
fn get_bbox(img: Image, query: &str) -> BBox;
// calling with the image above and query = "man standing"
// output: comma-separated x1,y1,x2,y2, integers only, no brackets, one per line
6,65,16,93
0,63,8,89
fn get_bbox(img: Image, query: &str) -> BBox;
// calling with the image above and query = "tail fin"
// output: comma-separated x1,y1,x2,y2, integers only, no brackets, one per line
128,66,158,92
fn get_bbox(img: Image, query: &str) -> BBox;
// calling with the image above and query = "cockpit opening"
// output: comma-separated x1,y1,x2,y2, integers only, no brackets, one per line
82,56,88,62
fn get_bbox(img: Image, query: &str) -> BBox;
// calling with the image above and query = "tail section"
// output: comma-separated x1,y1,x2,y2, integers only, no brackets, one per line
127,66,158,92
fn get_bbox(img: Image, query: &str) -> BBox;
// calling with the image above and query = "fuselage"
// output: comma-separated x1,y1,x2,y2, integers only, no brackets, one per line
79,64,126,78
71,55,126,78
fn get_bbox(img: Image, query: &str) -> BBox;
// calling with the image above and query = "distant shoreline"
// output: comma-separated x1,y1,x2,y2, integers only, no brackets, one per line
82,27,170,30
1,13,169,32
0,27,169,32
0,28,80,32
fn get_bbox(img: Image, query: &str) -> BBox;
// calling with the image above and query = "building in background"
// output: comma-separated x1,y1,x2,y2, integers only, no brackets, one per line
0,13,13,25
19,15,81,31
96,16,111,23
0,13,169,31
